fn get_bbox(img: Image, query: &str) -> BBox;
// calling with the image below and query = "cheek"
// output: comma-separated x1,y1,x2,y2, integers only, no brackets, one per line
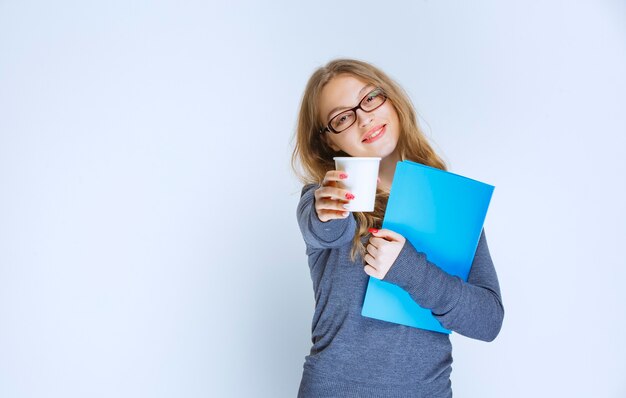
386,111,401,136
381,103,399,123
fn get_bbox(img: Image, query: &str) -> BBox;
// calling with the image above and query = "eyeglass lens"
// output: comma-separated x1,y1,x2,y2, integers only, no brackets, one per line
329,89,385,133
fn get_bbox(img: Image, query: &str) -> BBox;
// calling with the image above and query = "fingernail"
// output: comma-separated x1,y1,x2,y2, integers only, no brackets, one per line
343,211,349,217
339,173,348,179
369,228,379,234
345,193,355,200
342,204,350,209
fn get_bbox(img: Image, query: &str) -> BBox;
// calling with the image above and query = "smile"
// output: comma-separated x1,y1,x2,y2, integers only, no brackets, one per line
362,125,386,143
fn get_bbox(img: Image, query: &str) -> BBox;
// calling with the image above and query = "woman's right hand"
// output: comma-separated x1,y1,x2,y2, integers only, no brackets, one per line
314,170,355,223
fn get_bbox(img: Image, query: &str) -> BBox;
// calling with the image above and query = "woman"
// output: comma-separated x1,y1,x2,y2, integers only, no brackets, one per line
291,58,504,397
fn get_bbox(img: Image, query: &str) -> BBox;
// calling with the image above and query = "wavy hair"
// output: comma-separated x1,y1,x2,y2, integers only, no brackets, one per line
291,58,447,262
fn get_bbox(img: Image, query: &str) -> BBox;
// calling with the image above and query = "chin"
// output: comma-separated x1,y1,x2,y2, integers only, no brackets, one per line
374,144,399,159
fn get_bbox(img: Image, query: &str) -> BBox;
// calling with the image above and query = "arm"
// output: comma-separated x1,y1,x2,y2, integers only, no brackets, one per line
383,230,504,342
296,184,357,250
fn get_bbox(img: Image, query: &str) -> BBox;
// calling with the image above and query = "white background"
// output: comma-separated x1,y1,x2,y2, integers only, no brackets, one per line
1,1,625,397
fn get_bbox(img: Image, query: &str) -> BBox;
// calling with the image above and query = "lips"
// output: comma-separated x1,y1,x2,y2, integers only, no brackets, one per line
362,125,386,143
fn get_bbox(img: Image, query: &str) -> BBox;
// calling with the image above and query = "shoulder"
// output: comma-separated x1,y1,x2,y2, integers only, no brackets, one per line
301,183,319,197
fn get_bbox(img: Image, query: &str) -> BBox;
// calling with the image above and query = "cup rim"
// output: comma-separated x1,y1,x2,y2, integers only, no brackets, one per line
333,157,381,161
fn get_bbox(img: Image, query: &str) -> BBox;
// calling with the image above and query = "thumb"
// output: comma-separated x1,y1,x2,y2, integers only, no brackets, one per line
368,228,404,242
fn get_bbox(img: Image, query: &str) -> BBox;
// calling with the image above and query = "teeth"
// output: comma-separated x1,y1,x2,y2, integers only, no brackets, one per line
366,127,383,141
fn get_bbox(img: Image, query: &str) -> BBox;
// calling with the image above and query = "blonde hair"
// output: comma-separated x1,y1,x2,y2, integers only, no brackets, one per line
291,58,447,262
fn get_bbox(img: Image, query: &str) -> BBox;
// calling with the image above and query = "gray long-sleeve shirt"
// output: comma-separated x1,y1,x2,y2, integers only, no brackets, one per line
296,183,504,397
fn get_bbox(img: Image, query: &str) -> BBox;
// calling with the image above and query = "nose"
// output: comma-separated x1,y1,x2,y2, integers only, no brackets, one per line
356,108,374,128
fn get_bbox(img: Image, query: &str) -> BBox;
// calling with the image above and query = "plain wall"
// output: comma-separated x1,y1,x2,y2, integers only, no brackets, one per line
1,0,625,397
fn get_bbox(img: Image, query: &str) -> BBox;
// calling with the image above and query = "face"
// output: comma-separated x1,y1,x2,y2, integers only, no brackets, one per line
318,74,401,161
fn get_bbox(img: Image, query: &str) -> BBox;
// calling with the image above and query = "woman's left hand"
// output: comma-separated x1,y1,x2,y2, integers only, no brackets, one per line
364,228,406,279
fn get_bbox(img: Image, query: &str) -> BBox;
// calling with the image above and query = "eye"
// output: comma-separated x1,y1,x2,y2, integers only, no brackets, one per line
366,89,382,102
331,111,354,129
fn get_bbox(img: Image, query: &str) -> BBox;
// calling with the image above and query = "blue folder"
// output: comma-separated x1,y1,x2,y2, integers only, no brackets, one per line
360,160,494,333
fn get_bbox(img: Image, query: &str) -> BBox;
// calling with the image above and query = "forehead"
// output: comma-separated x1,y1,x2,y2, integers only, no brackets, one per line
318,74,372,117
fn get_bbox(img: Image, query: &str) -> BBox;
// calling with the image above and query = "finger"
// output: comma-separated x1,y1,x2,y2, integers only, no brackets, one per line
317,197,352,212
317,209,350,222
324,179,337,188
322,170,349,187
364,264,381,279
364,253,376,269
366,243,378,256
367,235,380,249
370,228,404,242
316,186,355,202
371,237,399,248
370,237,387,247
329,210,350,219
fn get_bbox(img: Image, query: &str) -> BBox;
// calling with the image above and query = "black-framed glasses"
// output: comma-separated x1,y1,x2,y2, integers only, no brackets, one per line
319,87,387,134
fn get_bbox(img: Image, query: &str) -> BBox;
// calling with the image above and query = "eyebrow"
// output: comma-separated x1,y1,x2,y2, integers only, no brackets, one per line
326,84,374,121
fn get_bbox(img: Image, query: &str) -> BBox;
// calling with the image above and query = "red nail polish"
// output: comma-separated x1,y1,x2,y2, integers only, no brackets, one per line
345,193,355,200
339,173,348,179
369,228,379,234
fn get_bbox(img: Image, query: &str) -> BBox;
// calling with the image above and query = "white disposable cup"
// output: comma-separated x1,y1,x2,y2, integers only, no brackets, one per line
333,157,381,212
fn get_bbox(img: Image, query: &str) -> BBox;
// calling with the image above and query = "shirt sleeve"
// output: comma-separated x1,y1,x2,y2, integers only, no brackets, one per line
382,230,504,342
296,183,357,250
